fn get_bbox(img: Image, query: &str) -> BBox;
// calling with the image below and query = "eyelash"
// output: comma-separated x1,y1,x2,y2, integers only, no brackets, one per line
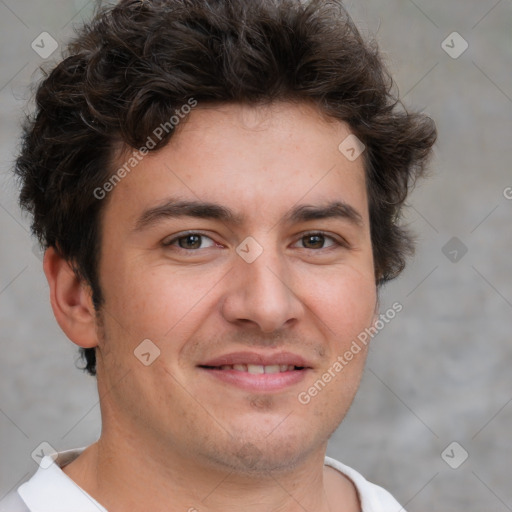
162,231,348,251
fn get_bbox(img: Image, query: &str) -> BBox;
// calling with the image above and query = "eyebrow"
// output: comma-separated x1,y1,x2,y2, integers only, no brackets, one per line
283,202,363,227
133,197,364,233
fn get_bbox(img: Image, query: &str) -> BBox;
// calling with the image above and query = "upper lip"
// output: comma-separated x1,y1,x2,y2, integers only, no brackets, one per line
198,351,312,368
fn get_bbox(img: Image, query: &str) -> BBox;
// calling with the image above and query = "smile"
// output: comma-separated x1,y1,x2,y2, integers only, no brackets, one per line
202,364,304,374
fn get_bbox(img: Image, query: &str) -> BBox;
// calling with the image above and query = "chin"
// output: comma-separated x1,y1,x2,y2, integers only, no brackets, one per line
202,426,324,475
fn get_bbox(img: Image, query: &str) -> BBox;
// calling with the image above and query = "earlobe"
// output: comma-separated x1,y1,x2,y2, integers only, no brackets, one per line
43,246,99,349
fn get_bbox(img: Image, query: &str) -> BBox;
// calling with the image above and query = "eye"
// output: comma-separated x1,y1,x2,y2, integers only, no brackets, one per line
293,232,343,250
163,232,217,250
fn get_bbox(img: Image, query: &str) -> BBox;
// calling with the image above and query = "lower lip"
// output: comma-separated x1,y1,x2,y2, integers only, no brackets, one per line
198,367,309,392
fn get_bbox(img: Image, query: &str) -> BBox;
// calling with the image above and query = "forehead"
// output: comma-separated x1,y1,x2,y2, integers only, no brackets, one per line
104,101,369,230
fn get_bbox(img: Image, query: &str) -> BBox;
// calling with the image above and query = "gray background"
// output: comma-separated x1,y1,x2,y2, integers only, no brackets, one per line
1,0,511,510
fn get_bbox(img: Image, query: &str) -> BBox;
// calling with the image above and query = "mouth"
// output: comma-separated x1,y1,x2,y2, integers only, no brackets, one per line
197,352,312,392
199,364,306,374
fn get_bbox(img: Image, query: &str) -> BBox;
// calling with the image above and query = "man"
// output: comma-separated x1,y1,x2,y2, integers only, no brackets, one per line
4,0,436,510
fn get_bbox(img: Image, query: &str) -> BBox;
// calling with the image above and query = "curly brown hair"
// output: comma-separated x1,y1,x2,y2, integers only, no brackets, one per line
15,0,436,376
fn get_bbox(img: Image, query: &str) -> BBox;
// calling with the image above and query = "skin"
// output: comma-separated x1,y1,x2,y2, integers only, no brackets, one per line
44,101,378,512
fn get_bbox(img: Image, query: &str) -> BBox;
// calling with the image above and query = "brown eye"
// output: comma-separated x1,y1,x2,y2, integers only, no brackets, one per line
178,234,202,249
302,234,326,249
163,233,216,250
292,232,345,251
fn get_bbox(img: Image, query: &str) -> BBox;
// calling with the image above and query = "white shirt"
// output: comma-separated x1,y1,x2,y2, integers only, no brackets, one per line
1,448,405,512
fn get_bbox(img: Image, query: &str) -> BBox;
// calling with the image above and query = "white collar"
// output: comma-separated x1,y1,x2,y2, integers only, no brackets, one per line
18,448,107,512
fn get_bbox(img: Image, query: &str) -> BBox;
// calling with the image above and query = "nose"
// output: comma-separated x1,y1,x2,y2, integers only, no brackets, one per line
220,246,304,334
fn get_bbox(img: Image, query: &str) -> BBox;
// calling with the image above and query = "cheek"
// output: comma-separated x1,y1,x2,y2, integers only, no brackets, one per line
299,266,377,337
102,260,225,344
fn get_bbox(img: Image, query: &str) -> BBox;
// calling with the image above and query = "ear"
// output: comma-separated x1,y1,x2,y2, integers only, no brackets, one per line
43,246,99,349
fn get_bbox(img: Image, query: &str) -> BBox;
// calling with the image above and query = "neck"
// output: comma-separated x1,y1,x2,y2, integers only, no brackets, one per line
62,428,357,512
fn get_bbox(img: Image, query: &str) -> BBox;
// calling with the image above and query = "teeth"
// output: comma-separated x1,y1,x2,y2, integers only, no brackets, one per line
218,364,298,373
247,364,265,374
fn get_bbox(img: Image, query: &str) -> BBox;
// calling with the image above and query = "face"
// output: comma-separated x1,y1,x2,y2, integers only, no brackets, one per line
94,101,377,474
